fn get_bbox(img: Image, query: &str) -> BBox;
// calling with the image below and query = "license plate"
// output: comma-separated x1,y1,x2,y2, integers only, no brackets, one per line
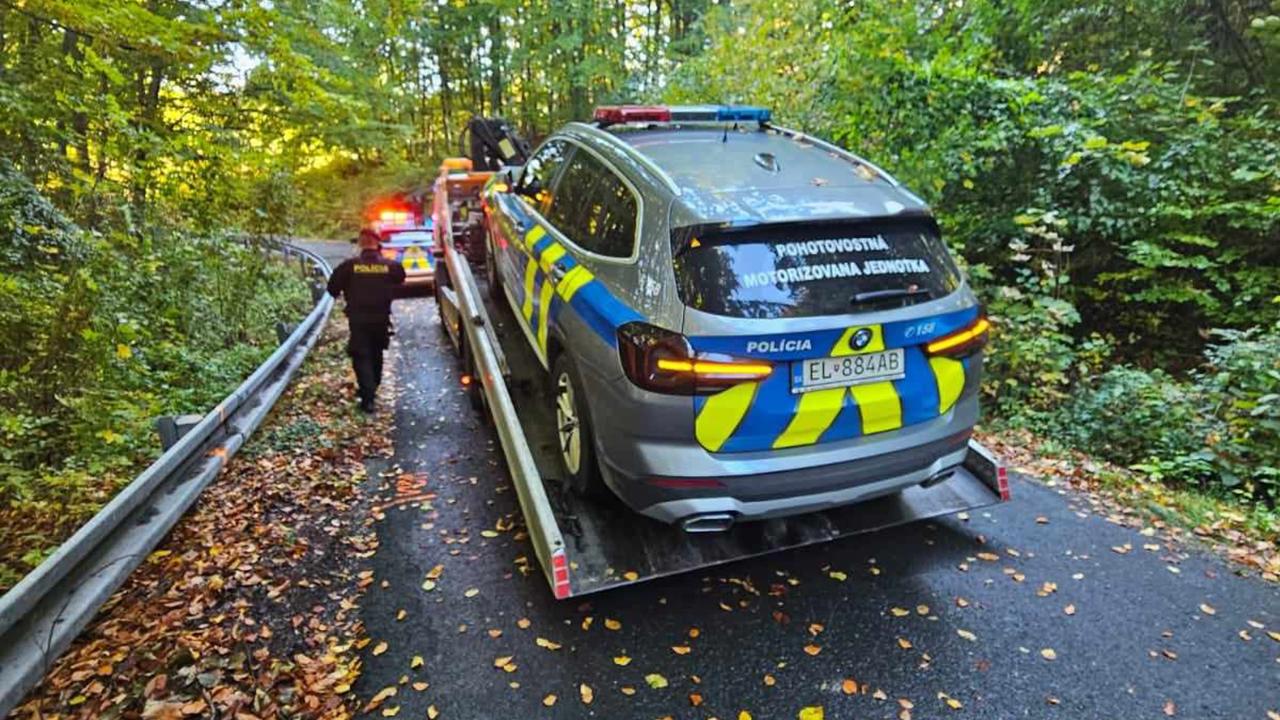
792,349,905,393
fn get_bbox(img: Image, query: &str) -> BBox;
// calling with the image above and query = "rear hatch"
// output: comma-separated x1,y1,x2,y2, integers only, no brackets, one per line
674,217,981,453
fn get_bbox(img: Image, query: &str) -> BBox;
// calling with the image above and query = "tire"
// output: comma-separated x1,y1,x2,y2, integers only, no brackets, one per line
551,353,606,497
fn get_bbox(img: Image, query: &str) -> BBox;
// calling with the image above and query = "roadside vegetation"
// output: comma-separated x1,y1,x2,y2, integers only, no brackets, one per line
1,0,1276,589
668,1,1280,547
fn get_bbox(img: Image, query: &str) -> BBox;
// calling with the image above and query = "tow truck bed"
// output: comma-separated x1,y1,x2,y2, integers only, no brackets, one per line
434,239,1010,598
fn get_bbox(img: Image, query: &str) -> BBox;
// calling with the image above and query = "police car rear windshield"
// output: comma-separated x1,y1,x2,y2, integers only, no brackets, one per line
672,218,961,319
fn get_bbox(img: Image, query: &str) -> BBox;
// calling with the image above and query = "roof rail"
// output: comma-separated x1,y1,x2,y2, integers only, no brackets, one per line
565,121,682,195
767,124,902,187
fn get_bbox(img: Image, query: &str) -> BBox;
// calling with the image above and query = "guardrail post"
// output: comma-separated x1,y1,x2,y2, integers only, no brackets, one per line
309,281,326,302
276,321,296,344
154,414,204,452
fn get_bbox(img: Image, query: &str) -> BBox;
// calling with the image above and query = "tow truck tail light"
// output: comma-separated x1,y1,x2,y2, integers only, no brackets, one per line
925,316,991,358
617,322,772,395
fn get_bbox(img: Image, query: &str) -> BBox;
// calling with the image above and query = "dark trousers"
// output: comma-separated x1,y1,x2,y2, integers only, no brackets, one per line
348,319,390,404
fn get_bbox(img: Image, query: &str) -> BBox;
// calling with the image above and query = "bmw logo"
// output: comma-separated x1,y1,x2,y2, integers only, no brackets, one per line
850,327,874,351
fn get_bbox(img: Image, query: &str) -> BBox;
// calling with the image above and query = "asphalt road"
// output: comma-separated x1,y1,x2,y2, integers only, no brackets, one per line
306,242,1280,720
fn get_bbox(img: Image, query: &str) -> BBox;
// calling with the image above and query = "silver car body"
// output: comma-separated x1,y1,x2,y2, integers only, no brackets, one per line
483,119,984,526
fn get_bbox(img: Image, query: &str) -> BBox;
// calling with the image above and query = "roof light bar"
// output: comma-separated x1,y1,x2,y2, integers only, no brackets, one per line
593,104,773,126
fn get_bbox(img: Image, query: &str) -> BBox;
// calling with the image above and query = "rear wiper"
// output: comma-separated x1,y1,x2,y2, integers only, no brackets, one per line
850,287,932,307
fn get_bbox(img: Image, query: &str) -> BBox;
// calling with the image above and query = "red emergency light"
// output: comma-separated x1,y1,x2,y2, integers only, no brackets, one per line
593,105,672,124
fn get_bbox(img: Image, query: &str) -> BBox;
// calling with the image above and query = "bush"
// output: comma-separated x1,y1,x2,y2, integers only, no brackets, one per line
0,167,312,587
1055,323,1280,505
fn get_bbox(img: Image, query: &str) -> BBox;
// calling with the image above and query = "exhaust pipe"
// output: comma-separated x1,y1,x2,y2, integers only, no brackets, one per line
920,469,956,489
680,513,736,533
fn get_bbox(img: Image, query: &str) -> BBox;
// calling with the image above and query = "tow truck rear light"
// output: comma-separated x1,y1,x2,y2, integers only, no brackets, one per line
925,316,991,358
593,105,671,124
617,322,772,395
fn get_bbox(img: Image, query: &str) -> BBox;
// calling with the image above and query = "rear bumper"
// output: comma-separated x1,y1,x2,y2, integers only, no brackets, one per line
600,427,972,523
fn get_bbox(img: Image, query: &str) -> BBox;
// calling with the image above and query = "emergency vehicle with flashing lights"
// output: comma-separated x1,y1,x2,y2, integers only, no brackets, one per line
478,104,991,532
362,199,435,290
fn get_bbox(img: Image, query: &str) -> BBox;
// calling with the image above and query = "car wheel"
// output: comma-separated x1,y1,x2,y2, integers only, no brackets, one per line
551,353,605,497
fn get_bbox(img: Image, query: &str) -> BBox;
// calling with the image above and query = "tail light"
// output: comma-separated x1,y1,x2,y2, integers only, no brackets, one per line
617,322,772,395
925,316,990,358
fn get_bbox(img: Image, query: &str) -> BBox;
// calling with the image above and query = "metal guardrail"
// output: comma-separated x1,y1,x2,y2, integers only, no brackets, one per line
0,241,334,715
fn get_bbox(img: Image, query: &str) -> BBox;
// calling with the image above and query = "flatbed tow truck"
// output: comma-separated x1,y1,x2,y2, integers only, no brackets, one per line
429,119,1011,600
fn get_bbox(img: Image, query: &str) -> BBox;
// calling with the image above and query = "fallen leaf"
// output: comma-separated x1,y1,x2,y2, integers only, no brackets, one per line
517,618,531,629
672,645,692,655
1267,630,1280,643
891,607,910,617
689,627,701,638
763,674,776,686
411,656,424,669
427,706,439,719
580,684,594,704
916,604,929,615
956,597,970,608
623,571,639,581
426,564,444,579
1064,604,1076,616
464,588,480,598
957,629,977,642
739,712,753,720
897,637,913,650
493,655,514,668
412,682,428,692
536,637,562,651
976,552,999,561
613,655,632,666
1163,699,1176,716
645,673,669,689
488,628,503,638
803,644,822,656
381,706,400,717
604,618,622,631
1199,603,1216,616
841,678,858,695
808,623,824,636
798,707,824,720
396,609,407,621
829,571,847,581
1040,648,1057,661
620,686,636,696
372,641,388,656
690,692,704,707
543,694,557,707
421,580,436,592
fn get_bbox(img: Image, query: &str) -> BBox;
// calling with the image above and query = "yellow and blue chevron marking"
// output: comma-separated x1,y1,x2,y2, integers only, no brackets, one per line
516,225,642,359
691,306,979,453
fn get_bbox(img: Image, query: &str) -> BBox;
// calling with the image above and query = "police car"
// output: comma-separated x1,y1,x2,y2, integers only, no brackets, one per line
481,105,989,531
370,205,435,289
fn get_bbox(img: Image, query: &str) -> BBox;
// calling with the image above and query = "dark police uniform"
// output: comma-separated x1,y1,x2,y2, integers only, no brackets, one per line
327,246,406,410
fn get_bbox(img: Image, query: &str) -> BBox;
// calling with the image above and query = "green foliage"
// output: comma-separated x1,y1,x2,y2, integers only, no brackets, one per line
0,169,310,584
1059,323,1280,504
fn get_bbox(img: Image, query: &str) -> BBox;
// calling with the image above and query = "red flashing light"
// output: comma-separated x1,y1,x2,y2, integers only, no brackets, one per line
593,105,671,124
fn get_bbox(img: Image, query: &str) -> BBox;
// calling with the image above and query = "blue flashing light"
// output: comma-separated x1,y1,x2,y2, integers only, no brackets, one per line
716,105,772,123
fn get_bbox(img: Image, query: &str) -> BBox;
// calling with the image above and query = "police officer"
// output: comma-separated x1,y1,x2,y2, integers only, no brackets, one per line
327,229,406,412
